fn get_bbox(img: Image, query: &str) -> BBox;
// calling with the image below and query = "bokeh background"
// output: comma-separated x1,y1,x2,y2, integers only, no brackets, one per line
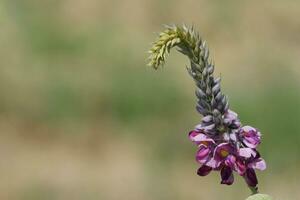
1,0,300,199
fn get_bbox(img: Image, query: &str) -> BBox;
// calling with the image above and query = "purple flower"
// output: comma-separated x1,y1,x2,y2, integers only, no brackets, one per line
240,126,261,148
211,143,237,185
243,154,266,187
188,113,266,189
213,143,235,168
241,150,266,188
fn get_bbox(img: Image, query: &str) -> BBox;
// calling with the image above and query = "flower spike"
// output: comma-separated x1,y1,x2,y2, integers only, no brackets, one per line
148,25,267,196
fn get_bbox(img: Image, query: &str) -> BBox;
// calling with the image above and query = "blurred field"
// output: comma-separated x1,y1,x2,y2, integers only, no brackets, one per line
0,0,300,199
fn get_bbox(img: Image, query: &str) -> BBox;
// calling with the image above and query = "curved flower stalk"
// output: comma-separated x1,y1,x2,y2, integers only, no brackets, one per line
148,25,270,198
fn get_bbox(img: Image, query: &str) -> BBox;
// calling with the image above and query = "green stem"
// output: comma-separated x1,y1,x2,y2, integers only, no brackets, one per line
249,186,258,195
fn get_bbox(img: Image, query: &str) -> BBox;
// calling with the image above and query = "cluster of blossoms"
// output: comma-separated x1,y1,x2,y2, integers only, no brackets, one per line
148,25,267,194
189,110,266,188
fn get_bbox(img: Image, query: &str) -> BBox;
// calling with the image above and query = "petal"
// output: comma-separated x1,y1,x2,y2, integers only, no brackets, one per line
196,145,211,163
202,115,213,123
196,123,215,133
205,158,218,169
229,132,237,142
189,130,200,141
189,130,215,145
194,134,215,144
235,158,247,175
244,168,258,187
225,110,238,120
249,158,267,171
220,166,234,185
241,126,256,133
224,155,236,169
243,140,257,149
197,165,212,176
239,148,257,158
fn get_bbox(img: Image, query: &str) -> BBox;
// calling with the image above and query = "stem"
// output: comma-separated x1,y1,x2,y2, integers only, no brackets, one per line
249,186,258,195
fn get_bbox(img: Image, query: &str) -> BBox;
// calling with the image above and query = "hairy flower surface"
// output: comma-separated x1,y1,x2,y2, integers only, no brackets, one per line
148,25,266,194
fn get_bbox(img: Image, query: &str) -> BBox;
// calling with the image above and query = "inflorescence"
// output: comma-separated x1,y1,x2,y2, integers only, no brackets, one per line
148,25,266,193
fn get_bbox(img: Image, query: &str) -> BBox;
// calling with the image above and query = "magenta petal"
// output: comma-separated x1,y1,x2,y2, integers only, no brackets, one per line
196,145,210,164
189,130,200,141
235,158,246,175
244,168,258,187
220,166,234,185
197,165,212,176
224,155,236,169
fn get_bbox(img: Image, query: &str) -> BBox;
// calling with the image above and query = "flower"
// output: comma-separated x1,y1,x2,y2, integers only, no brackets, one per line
188,130,216,165
213,143,235,168
189,108,265,189
242,151,266,187
240,126,261,148
189,112,266,188
211,143,244,185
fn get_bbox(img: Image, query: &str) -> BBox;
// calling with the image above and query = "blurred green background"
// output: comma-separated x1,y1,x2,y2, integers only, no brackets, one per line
0,0,299,199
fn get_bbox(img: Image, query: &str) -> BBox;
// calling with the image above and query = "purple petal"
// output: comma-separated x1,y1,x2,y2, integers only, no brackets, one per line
224,155,236,169
196,145,211,164
189,131,215,146
196,123,215,133
244,168,258,187
197,165,212,176
205,158,218,169
225,110,238,120
241,126,256,133
249,158,267,171
202,115,213,123
194,134,215,145
220,166,234,185
189,130,200,140
239,148,257,158
229,132,237,142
